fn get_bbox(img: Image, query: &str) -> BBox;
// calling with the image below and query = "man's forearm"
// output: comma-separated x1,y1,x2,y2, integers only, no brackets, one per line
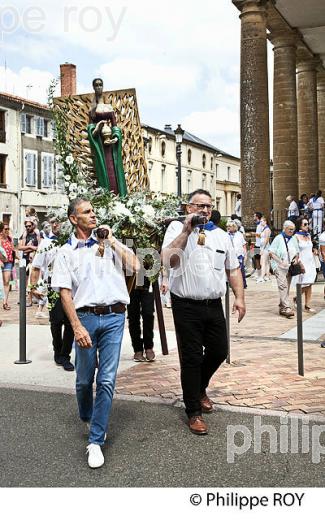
226,267,244,299
162,231,190,268
108,239,140,273
60,288,81,330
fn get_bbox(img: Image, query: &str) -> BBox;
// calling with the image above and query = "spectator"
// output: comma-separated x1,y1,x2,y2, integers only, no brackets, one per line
319,226,325,301
269,220,300,318
257,216,271,282
298,194,308,215
226,219,247,288
286,195,299,223
252,211,263,279
40,221,51,239
0,239,7,326
291,216,317,312
0,222,16,310
308,190,324,239
18,218,40,307
210,210,221,228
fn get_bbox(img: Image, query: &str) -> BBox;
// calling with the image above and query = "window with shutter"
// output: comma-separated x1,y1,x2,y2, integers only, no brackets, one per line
36,117,44,136
25,151,37,186
43,154,54,187
21,114,26,133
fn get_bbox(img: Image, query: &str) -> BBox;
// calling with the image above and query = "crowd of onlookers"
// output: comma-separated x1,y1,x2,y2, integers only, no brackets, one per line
0,207,53,326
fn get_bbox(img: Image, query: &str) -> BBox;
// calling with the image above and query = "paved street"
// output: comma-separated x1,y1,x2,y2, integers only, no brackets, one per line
1,277,325,488
0,387,324,487
2,277,325,417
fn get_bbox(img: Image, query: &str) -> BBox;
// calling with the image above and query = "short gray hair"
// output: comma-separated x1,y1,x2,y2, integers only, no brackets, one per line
67,198,87,220
283,220,295,230
226,219,238,230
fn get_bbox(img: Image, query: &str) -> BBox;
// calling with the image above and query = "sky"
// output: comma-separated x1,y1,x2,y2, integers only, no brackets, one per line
0,0,274,157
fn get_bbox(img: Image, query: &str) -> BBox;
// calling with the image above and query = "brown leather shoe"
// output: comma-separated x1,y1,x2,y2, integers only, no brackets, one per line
200,393,214,413
188,415,208,435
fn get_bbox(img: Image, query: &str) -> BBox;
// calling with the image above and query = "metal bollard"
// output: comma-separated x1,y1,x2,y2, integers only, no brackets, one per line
15,259,32,365
296,283,304,376
225,282,231,364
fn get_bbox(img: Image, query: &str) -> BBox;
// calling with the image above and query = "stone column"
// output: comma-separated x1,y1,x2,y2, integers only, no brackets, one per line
297,58,319,195
317,70,325,191
233,0,270,227
271,33,298,211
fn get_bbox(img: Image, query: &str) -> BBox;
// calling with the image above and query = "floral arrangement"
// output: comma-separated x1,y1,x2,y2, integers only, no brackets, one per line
46,81,181,251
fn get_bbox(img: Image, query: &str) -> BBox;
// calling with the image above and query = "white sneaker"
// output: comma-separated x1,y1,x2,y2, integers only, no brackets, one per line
86,443,104,469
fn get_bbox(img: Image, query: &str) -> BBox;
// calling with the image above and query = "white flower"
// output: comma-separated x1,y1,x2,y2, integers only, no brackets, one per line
55,154,62,162
64,182,70,187
64,175,71,181
113,201,132,217
142,205,155,219
69,183,78,192
65,155,74,165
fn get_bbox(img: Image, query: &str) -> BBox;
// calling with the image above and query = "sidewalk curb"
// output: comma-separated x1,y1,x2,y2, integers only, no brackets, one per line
2,383,325,423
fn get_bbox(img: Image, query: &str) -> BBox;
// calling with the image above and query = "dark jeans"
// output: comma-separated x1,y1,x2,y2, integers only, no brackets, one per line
171,293,228,418
49,297,74,360
127,288,154,352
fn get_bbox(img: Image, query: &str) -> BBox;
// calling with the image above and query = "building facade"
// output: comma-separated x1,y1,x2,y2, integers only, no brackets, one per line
0,93,67,237
232,0,325,226
142,124,241,216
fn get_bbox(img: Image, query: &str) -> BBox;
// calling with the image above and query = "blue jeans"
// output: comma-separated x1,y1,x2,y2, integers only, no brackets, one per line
75,311,125,445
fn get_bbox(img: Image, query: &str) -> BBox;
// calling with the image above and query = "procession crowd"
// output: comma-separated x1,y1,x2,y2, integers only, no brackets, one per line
0,189,324,469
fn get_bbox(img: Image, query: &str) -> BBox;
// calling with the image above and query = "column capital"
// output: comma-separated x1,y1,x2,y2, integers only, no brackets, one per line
297,56,322,74
269,29,298,50
233,0,269,17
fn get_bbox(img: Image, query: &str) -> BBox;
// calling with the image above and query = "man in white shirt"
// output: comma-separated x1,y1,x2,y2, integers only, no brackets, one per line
30,217,74,371
161,189,245,435
308,190,324,238
286,195,300,223
52,198,139,469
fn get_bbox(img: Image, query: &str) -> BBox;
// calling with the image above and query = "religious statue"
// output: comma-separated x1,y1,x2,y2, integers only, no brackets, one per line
87,78,127,196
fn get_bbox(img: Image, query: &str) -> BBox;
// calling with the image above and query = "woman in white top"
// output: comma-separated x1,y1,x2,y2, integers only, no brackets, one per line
226,220,247,288
257,216,271,282
291,216,317,312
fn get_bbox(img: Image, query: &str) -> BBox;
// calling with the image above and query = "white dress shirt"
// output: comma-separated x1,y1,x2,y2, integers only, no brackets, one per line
32,233,59,281
255,222,264,247
51,233,130,309
162,222,239,300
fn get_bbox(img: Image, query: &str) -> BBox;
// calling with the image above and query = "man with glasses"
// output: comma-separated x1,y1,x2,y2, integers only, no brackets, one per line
18,219,40,307
161,189,245,435
269,221,300,318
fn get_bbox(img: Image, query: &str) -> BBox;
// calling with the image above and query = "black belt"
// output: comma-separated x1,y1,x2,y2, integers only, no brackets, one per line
171,293,221,306
77,303,126,315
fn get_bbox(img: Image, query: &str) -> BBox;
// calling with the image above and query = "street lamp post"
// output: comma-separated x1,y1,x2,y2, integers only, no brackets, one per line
174,124,184,197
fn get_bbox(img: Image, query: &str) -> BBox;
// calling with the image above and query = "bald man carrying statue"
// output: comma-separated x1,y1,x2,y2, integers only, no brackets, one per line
87,78,127,196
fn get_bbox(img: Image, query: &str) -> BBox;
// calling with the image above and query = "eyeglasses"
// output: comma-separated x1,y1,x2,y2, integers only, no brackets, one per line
287,228,295,232
3,227,9,230
25,225,32,228
188,203,214,210
302,222,309,226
